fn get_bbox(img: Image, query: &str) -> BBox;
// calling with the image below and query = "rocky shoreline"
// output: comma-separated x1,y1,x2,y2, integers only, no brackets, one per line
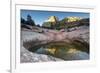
21,25,89,63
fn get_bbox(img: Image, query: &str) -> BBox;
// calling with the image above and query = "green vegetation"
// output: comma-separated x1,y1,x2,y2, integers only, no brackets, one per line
67,17,80,22
21,15,89,30
42,16,89,30
21,14,35,26
42,22,52,28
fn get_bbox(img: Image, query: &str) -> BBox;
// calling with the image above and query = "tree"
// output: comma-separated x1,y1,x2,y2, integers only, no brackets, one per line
37,24,40,27
42,22,52,29
21,17,26,24
26,14,35,26
79,18,89,26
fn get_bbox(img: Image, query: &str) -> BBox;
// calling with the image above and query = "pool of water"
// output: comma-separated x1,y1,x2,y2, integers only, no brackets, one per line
28,42,89,60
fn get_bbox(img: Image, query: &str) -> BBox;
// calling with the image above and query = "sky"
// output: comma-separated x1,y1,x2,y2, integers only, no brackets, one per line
21,9,90,26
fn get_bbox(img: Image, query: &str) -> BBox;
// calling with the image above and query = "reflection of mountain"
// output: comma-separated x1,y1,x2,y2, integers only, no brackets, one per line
42,16,89,29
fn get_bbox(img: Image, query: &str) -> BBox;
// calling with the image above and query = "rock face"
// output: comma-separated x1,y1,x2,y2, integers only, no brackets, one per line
20,46,63,63
45,16,59,23
22,25,89,51
21,25,89,62
21,31,63,63
42,16,59,28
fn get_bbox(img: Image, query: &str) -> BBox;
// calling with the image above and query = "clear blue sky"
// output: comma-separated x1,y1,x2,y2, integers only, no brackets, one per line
21,9,89,26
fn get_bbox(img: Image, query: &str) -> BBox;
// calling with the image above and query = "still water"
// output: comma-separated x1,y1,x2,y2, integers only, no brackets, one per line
28,42,89,60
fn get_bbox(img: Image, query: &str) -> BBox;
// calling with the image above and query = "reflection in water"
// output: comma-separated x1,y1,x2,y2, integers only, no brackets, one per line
28,42,89,60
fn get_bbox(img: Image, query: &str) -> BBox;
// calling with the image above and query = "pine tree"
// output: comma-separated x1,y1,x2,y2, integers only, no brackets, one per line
26,14,35,26
21,17,26,24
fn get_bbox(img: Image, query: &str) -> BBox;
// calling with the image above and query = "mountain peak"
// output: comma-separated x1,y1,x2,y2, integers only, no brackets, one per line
45,16,59,23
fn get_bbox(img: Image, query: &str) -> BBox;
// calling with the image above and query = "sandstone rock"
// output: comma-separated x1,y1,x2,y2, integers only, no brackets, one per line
20,47,63,63
21,25,89,62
